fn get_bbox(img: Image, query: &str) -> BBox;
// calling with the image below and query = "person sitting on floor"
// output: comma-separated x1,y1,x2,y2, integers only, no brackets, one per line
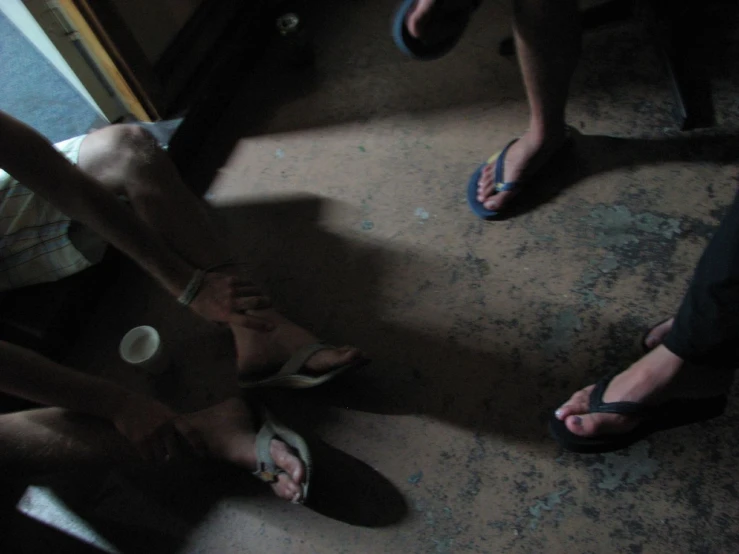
0,111,367,502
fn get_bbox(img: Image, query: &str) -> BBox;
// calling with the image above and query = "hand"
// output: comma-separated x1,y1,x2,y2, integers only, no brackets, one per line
112,394,207,462
189,270,274,331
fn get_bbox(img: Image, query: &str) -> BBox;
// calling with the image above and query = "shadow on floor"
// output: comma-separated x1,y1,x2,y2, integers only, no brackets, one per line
2,439,408,553
5,131,739,552
209,129,739,439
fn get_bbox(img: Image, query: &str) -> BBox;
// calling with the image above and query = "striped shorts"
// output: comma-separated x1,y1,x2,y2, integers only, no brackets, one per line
0,135,106,291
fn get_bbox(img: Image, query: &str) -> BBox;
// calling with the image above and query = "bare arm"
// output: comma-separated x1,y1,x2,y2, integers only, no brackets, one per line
0,112,273,330
0,341,205,460
0,112,192,297
0,340,136,419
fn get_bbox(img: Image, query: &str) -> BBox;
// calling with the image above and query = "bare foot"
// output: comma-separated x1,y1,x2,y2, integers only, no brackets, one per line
643,318,674,351
182,398,306,502
477,129,569,212
231,308,365,380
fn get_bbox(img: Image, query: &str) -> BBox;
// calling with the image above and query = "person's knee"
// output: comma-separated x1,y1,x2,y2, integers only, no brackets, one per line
106,125,161,174
95,125,166,198
82,123,159,171
104,124,158,155
0,413,24,471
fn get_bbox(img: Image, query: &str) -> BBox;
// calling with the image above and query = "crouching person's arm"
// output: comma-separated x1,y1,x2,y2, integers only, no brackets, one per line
0,341,205,461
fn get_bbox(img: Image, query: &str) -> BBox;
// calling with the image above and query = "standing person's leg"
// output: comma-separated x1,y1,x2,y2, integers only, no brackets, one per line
552,192,739,452
395,0,581,216
641,179,739,357
0,398,306,501
662,192,739,366
76,125,364,382
475,0,581,214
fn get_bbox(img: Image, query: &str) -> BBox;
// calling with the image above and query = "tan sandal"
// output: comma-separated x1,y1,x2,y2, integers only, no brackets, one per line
252,410,312,503
239,342,368,389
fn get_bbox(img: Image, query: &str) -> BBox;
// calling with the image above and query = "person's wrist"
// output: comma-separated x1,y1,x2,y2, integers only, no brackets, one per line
177,268,207,307
97,386,137,421
167,260,197,298
108,391,174,422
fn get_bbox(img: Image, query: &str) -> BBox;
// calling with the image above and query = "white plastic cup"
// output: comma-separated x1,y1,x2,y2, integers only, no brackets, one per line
119,326,170,375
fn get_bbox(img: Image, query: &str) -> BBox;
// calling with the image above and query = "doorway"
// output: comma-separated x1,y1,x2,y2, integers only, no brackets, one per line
0,1,102,141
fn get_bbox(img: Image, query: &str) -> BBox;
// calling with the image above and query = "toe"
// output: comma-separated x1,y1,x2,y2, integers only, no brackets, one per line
306,345,363,373
555,386,593,420
558,384,639,437
565,412,634,437
335,345,363,363
477,167,493,193
478,180,496,201
644,318,674,350
268,440,305,502
272,473,302,502
270,440,305,485
484,190,514,211
564,413,599,436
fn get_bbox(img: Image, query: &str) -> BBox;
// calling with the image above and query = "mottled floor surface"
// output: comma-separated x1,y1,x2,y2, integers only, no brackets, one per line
8,0,739,552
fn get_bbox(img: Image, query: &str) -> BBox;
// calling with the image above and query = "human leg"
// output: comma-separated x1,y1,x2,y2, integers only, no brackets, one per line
76,125,227,269
662,191,739,367
476,0,581,213
0,398,306,501
76,125,365,382
552,192,739,451
642,318,674,351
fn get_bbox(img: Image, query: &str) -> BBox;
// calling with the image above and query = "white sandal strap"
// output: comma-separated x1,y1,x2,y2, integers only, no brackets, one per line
275,342,333,378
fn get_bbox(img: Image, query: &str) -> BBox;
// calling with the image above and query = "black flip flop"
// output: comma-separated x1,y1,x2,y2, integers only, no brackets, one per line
549,373,727,454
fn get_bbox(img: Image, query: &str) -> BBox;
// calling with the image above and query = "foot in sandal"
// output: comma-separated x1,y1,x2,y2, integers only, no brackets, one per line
232,309,368,388
182,398,310,502
550,338,732,454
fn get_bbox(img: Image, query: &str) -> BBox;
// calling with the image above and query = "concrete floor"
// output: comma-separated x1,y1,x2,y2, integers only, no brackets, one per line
10,0,739,552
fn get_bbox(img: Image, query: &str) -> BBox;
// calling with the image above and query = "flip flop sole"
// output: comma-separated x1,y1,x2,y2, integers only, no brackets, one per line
392,0,476,60
239,358,370,389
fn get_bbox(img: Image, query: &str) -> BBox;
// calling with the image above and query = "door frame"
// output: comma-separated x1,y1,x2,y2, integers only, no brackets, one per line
23,0,155,121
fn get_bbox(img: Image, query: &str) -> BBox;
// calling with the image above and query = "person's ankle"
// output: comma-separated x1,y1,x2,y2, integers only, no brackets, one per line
650,345,684,373
524,123,568,148
632,345,684,390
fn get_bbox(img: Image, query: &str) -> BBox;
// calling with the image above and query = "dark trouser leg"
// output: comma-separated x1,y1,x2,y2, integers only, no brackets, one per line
664,190,739,368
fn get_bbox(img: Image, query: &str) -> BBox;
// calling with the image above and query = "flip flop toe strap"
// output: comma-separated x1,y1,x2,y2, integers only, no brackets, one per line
252,420,284,483
588,374,654,417
492,139,522,195
276,342,333,378
494,181,520,193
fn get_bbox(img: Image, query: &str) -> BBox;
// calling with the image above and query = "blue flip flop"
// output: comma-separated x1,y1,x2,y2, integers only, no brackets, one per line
467,139,521,220
467,128,577,220
392,0,480,61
